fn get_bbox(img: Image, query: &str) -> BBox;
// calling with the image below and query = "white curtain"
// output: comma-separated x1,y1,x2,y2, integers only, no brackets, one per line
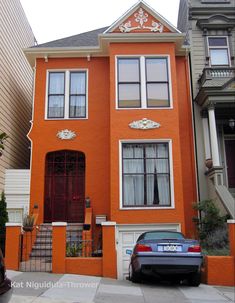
145,144,170,205
123,145,144,206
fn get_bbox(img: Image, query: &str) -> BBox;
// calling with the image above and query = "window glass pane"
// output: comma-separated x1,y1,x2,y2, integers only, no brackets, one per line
123,175,144,206
210,49,229,65
49,73,65,94
123,159,144,174
208,37,227,46
70,72,86,94
48,96,64,117
147,83,169,107
69,96,86,118
146,58,168,81
118,84,140,107
118,59,140,82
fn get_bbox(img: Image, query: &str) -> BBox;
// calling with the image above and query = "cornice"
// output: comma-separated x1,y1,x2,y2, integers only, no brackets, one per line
24,32,187,67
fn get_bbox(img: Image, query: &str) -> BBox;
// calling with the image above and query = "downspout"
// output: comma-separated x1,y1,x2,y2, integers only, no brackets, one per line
188,51,201,202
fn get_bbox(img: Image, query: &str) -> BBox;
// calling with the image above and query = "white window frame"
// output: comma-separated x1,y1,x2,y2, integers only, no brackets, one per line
115,55,173,110
119,139,175,210
7,208,24,223
207,36,231,67
45,69,88,120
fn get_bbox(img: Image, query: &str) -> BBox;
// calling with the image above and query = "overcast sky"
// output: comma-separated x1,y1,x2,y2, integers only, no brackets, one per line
20,0,180,44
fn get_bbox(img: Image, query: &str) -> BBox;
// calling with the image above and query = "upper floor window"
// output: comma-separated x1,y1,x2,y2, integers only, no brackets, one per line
208,37,230,66
47,70,87,119
117,56,171,109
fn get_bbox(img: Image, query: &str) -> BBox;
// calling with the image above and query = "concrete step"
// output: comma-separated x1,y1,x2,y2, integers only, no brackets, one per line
30,250,52,257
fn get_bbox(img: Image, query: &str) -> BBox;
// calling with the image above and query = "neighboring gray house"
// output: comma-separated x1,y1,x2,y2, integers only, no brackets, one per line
0,0,35,220
178,0,235,217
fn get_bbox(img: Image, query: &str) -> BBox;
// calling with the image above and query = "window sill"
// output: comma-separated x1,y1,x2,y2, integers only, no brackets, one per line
44,117,88,121
120,206,174,210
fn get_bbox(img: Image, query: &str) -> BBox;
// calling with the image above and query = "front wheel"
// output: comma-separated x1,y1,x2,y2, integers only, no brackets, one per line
188,271,201,287
129,264,141,283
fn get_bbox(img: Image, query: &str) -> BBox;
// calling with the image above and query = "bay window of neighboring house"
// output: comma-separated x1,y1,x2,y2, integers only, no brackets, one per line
122,142,172,208
117,56,171,108
208,37,230,66
47,70,87,119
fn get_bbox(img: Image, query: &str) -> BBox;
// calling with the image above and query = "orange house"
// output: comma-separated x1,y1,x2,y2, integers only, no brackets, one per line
23,1,197,279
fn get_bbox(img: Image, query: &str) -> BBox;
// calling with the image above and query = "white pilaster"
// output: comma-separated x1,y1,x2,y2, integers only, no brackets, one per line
208,105,220,166
202,116,211,160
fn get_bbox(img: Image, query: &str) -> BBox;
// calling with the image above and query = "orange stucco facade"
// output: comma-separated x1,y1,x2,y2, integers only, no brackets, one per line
28,42,197,236
23,2,199,278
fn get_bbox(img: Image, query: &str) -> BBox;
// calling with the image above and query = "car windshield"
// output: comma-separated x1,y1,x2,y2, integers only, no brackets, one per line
138,231,185,241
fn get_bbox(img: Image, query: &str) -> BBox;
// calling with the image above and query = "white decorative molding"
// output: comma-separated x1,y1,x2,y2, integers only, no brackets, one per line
143,21,164,32
129,118,161,130
119,8,164,33
56,129,76,140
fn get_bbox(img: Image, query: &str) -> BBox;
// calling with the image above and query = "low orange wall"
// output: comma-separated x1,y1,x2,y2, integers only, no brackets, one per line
65,257,102,276
205,256,235,286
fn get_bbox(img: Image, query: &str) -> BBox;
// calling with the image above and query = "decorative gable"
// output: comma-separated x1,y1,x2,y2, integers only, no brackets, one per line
104,1,179,34
116,7,167,33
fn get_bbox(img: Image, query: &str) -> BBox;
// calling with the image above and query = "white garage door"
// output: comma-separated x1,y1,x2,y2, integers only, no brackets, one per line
117,224,181,280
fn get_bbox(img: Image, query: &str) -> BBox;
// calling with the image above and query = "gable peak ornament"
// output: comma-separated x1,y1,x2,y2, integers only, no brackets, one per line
119,7,164,33
56,129,76,140
129,118,161,130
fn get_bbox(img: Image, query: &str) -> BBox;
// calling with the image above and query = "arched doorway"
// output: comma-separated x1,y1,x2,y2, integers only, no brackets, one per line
44,150,85,223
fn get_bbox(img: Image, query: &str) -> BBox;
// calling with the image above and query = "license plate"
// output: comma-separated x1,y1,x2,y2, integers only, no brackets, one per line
163,245,182,252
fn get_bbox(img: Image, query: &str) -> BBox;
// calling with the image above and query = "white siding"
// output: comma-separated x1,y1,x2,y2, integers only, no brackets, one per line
0,0,35,192
5,170,30,221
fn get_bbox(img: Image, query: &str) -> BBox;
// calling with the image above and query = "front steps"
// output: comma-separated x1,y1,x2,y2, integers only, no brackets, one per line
20,223,83,272
30,223,83,258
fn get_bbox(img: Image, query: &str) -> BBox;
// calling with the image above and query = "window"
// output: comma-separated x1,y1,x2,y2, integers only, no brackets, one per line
117,57,170,108
122,142,171,208
208,37,230,66
47,70,87,119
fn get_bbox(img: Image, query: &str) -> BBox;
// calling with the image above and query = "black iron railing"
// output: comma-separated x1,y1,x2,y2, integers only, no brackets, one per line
66,231,102,258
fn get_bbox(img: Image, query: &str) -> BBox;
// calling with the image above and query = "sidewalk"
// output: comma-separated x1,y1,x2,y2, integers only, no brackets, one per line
7,270,235,303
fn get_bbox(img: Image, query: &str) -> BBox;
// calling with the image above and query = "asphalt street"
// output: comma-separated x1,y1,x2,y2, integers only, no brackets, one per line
6,270,235,303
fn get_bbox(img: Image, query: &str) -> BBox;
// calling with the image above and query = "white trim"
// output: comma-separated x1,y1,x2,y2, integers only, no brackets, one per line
52,222,67,226
45,69,89,120
227,220,235,224
5,223,22,227
115,55,173,110
207,36,231,67
101,221,117,226
119,139,175,210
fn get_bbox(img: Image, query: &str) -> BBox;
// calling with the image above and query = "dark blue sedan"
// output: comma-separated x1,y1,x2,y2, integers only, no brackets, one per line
129,231,203,286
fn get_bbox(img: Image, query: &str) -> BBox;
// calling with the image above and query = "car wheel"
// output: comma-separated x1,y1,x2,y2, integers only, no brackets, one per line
188,271,201,287
129,264,141,283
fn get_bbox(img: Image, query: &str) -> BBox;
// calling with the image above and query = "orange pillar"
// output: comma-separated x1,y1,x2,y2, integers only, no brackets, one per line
5,223,22,270
228,220,235,257
52,222,67,273
102,222,117,278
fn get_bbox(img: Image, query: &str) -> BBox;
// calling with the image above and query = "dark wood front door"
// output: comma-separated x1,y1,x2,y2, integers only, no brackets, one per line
225,139,235,188
44,150,85,223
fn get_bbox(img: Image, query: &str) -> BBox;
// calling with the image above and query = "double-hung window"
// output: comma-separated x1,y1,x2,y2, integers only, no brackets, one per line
122,142,171,208
208,37,230,66
47,70,87,119
117,56,170,108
